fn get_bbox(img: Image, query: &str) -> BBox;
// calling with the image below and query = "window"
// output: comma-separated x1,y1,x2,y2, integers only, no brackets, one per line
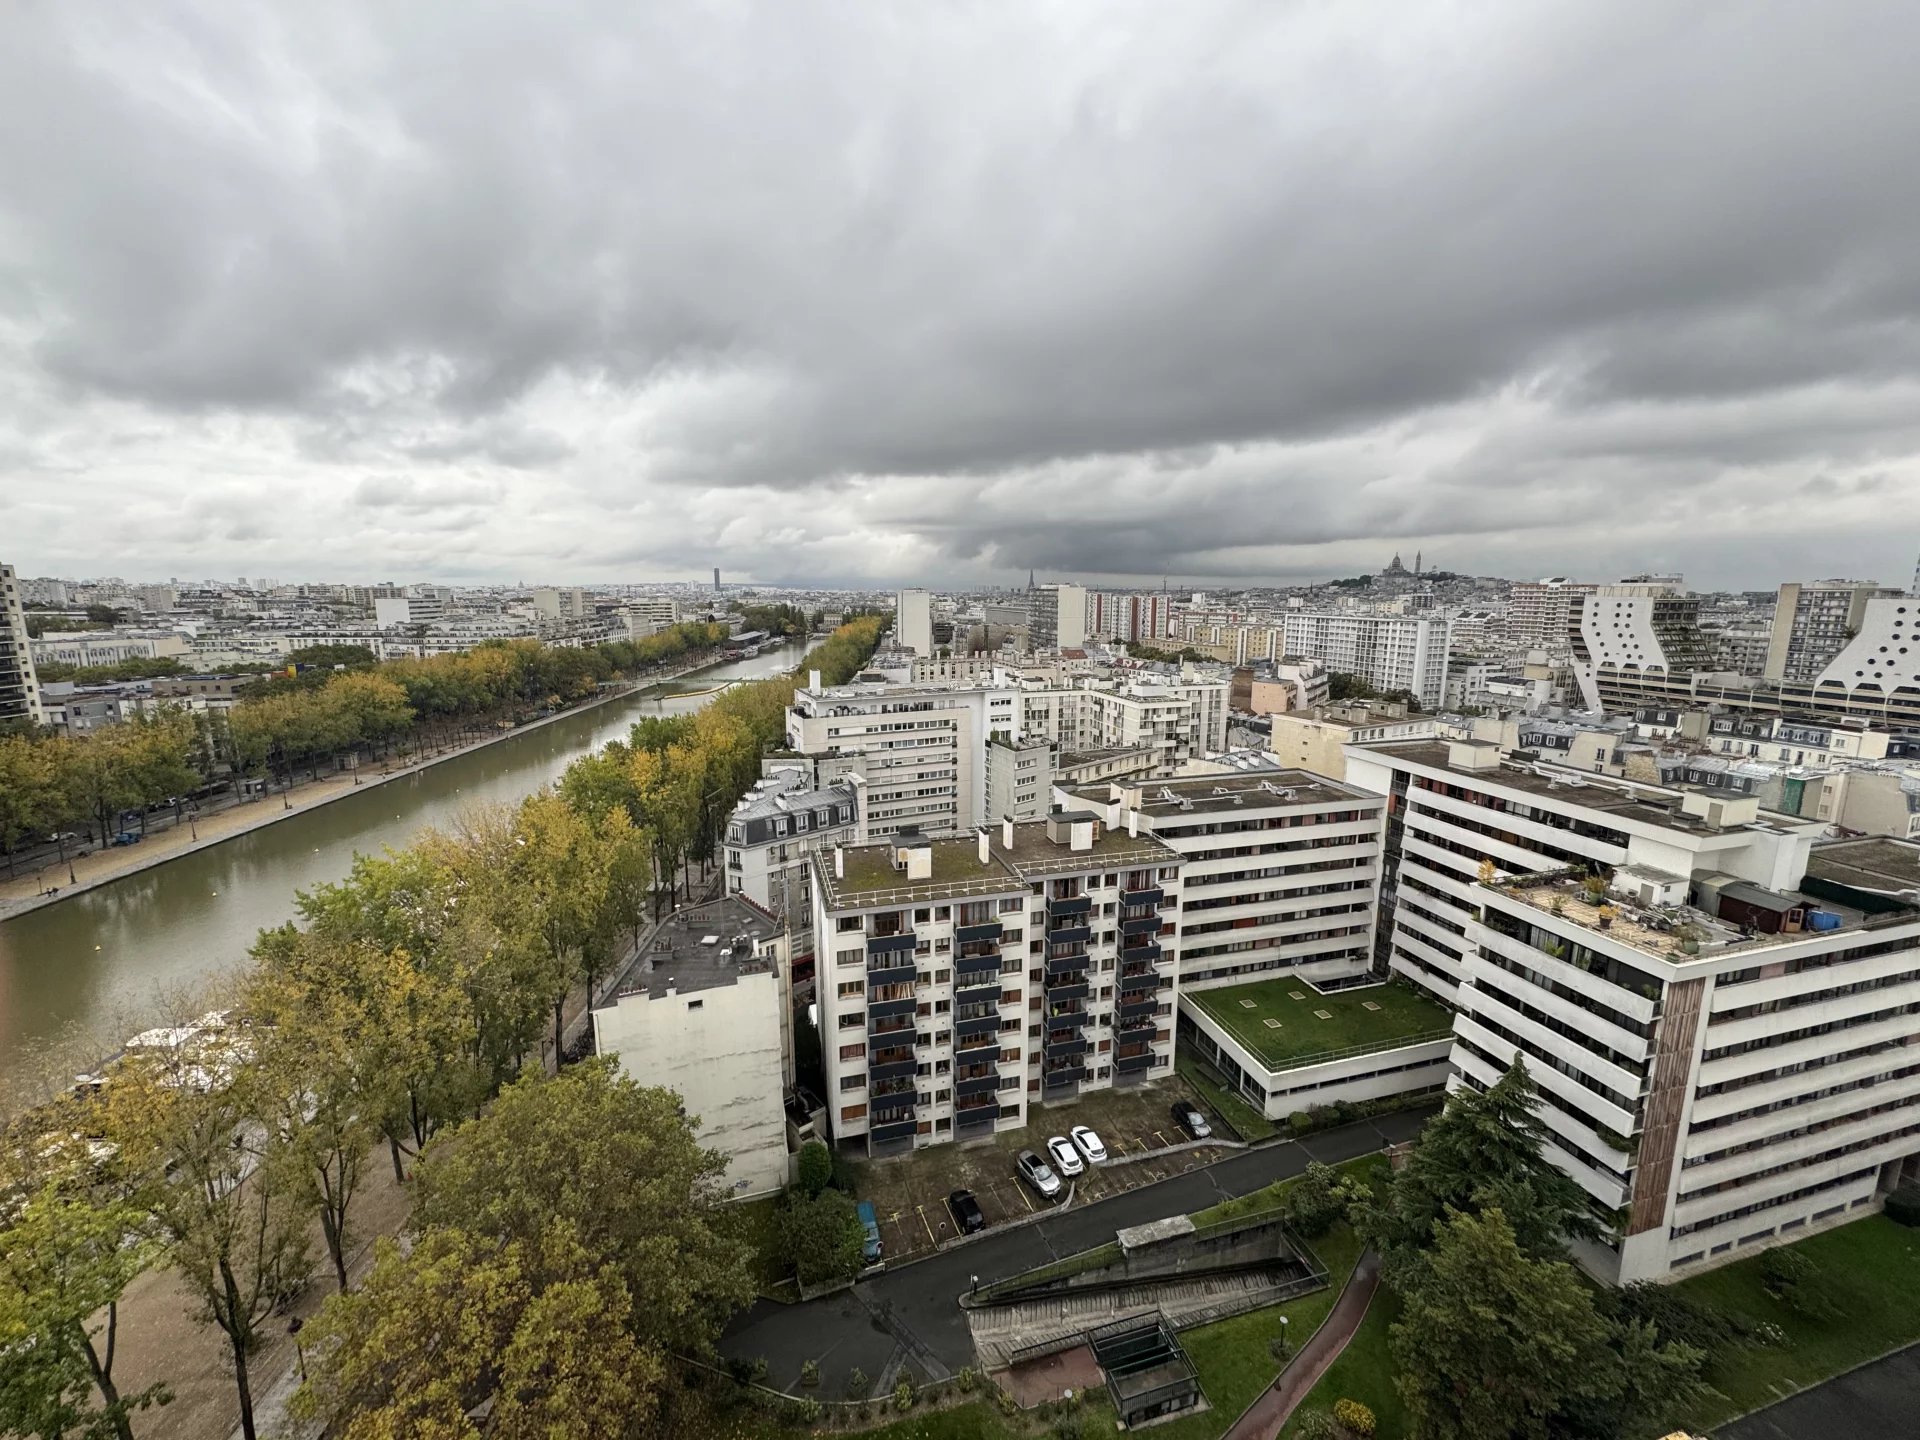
837,980,864,998
838,1012,865,1029
839,1075,864,1092
686,999,703,1011
841,1104,867,1122
837,917,861,933
838,1043,865,1061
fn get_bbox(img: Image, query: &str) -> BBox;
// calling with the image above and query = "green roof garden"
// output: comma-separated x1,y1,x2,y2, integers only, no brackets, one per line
1183,977,1454,1070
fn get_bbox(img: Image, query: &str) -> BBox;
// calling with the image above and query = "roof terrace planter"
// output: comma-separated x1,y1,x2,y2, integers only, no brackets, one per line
956,921,1004,943
867,932,917,957
1047,894,1092,919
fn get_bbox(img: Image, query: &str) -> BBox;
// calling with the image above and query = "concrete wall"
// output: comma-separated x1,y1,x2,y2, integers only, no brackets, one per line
592,971,790,1199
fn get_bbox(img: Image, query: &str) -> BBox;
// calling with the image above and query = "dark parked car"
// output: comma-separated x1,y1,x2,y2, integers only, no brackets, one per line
948,1188,986,1235
1171,1100,1213,1140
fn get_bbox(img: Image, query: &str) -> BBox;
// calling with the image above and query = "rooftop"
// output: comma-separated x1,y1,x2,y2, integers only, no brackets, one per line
1805,838,1920,898
1063,769,1374,816
1183,977,1454,1070
817,820,1180,908
600,896,782,1001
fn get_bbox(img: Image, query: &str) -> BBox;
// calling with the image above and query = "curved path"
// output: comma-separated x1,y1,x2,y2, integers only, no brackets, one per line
1222,1248,1383,1440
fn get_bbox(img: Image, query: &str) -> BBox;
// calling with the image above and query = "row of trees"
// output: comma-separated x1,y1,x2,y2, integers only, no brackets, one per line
0,617,886,1440
0,623,735,871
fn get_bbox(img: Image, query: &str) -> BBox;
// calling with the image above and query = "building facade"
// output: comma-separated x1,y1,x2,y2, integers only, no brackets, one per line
1279,612,1451,709
812,817,1180,1155
1029,583,1088,652
1766,580,1900,684
723,769,861,916
1,563,44,727
895,589,934,656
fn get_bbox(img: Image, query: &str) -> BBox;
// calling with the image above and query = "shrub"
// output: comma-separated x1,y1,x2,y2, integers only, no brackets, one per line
749,1358,768,1384
1612,1282,1742,1360
1294,1411,1342,1440
796,1140,833,1198
799,1359,819,1388
1288,1111,1314,1138
791,1397,822,1424
957,1366,980,1391
845,1367,870,1400
1334,1398,1377,1437
1284,1162,1348,1238
1761,1246,1843,1322
1885,1185,1920,1228
893,1378,915,1412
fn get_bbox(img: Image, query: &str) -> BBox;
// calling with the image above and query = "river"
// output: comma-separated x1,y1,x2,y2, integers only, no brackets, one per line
0,640,809,1097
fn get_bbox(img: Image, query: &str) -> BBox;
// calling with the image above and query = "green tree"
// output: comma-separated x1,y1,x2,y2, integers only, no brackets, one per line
0,1168,169,1440
103,1031,314,1440
1357,1060,1597,1275
410,1059,753,1357
510,792,618,1063
1391,1208,1614,1440
780,1189,865,1287
291,1225,664,1440
795,1140,833,1199
1282,1160,1366,1238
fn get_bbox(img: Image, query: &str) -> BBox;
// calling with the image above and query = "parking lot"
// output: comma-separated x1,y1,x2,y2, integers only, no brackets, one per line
853,1076,1234,1265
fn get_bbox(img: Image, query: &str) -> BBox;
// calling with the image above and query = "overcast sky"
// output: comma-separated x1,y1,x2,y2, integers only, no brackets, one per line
4,3,1920,592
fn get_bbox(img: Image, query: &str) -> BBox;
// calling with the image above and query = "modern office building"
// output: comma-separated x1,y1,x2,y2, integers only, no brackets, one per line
1569,583,1714,712
1,563,46,727
1765,581,1901,684
813,816,1180,1155
1279,612,1451,709
895,588,934,656
1343,736,1920,1283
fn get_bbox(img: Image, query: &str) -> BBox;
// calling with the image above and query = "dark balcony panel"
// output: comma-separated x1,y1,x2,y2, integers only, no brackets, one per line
1115,1051,1155,1074
956,1014,1000,1043
954,974,1001,1003
1045,1035,1090,1059
954,1037,1000,1064
1046,978,1090,1002
1046,894,1092,918
956,1104,997,1128
869,1057,917,1082
867,933,917,957
1046,924,1092,946
1045,1007,1089,1030
956,1073,1000,1098
1121,914,1163,937
867,995,918,1020
1118,995,1158,1020
1121,886,1163,906
954,949,1001,978
1118,970,1160,995
869,1118,917,1144
956,921,1004,943
1047,954,1089,979
866,960,917,986
1120,941,1162,963
1043,1065,1086,1088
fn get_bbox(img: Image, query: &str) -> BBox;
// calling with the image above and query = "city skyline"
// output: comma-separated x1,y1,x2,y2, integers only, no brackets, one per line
6,4,1920,589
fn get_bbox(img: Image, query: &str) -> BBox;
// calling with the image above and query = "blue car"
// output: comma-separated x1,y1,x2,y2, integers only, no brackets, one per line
857,1200,882,1263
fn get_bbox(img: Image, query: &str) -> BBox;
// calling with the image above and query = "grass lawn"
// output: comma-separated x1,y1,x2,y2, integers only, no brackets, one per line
1178,1054,1277,1140
1671,1215,1920,1430
1190,1154,1390,1228
733,1192,796,1298
1185,977,1453,1069
1283,1285,1406,1439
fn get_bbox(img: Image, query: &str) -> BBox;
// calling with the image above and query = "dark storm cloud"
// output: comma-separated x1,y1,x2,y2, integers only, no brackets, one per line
3,1,1920,586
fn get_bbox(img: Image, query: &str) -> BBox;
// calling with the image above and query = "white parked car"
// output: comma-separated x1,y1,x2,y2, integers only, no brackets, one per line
1070,1125,1108,1164
1046,1134,1085,1177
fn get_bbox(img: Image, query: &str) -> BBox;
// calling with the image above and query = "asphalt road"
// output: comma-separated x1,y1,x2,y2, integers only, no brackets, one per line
719,1104,1436,1395
1719,1342,1920,1440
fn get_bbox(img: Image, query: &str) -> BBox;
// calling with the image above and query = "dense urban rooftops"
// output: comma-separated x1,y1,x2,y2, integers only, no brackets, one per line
1184,978,1454,1070
1063,768,1374,816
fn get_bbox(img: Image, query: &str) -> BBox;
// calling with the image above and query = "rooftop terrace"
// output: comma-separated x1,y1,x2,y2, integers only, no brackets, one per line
818,821,1181,908
1183,977,1454,1070
1064,769,1372,816
600,896,781,1001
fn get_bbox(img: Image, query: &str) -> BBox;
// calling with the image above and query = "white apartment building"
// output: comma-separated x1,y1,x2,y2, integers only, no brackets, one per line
1507,579,1597,654
812,817,1180,1155
620,597,681,638
1570,583,1714,711
1280,612,1451,709
1345,736,1920,1283
532,586,587,624
1811,596,1920,704
722,769,861,917
895,589,934,656
1062,771,1386,993
30,631,188,669
2,562,46,726
1028,583,1088,652
1766,580,1901,685
1268,702,1438,783
985,736,1055,822
1089,592,1174,644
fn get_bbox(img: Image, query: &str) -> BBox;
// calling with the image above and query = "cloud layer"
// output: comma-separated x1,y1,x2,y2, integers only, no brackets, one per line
4,1,1920,589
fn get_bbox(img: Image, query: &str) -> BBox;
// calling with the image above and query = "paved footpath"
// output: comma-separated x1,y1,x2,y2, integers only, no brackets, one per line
1223,1249,1381,1440
719,1107,1433,1396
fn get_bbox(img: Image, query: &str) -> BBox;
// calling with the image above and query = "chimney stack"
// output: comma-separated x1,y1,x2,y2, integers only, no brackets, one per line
809,669,822,691
1002,816,1014,848
834,845,844,880
977,827,991,865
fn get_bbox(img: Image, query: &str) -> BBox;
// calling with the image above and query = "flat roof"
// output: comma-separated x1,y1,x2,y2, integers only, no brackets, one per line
1064,769,1376,816
817,821,1180,908
1496,877,1886,961
601,896,781,1001
1805,838,1920,896
1183,977,1453,1070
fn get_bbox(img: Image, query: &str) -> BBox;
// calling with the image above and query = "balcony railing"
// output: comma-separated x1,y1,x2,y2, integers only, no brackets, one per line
1047,954,1089,979
956,1103,997,1128
955,949,1001,979
1121,913,1163,937
1043,1064,1086,1087
867,959,916,986
1045,1034,1090,1059
954,1034,1000,1062
1046,979,1090,1003
1047,894,1092,919
954,973,1001,1002
868,994,917,1019
956,1013,1000,1043
1118,970,1161,994
956,1072,1000,1098
869,1055,917,1082
1122,886,1163,906
867,932,916,957
1046,924,1092,946
869,1118,917,1143
1121,941,1162,963
1046,1007,1089,1030
956,920,1004,943
1115,1051,1155,1074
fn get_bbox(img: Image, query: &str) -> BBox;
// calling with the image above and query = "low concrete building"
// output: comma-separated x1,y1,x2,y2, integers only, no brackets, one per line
591,898,793,1199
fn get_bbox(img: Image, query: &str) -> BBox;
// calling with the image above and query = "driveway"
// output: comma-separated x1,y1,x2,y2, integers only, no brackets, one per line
718,1105,1433,1397
1719,1342,1920,1440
